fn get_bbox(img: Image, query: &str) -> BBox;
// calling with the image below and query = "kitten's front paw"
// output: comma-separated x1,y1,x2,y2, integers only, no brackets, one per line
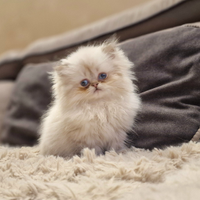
116,147,129,154
94,146,105,156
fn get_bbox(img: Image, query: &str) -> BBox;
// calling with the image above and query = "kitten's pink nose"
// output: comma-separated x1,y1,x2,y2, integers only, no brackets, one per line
91,82,99,88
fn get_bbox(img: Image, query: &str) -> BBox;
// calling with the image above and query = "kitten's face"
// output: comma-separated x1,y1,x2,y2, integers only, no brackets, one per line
54,42,133,104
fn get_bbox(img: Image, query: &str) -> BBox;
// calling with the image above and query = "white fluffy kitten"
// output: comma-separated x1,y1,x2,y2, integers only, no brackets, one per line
39,39,141,157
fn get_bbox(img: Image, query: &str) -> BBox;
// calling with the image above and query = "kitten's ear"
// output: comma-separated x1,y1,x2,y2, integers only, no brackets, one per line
102,37,119,59
54,59,69,77
54,65,64,77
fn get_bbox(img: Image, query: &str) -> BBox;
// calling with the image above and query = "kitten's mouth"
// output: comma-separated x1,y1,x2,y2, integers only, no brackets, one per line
94,88,101,93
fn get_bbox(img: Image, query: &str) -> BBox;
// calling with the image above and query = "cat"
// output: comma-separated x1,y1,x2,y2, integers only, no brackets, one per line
39,39,141,158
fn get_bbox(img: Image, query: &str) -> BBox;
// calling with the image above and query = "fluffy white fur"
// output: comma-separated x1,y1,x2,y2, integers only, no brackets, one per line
39,40,141,157
1,142,200,199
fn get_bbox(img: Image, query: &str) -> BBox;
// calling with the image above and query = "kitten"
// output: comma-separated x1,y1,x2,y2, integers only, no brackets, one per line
39,39,141,157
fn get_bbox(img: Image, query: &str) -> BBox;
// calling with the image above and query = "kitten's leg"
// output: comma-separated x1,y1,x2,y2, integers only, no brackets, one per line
109,136,128,154
94,146,105,156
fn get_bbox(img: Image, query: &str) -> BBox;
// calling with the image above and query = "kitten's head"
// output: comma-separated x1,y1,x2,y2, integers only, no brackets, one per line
53,39,135,105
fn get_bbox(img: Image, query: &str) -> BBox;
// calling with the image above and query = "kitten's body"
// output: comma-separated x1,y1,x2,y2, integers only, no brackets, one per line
39,40,140,157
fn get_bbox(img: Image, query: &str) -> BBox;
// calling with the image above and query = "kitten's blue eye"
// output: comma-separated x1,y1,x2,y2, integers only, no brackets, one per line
98,73,107,80
80,79,90,87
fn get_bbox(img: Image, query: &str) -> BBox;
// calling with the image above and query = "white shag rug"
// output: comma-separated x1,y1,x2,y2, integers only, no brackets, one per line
1,142,200,200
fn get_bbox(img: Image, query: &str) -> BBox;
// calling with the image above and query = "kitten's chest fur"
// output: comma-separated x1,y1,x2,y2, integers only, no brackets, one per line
60,100,131,152
64,100,130,134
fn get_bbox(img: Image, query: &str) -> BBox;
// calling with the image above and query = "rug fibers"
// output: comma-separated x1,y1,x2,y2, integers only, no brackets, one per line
0,142,200,200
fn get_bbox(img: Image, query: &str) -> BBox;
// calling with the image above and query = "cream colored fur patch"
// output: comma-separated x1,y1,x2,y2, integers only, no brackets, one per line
1,142,200,199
